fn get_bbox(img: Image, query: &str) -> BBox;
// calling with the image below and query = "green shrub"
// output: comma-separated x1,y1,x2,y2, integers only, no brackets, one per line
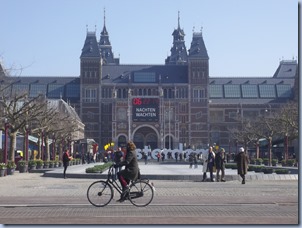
255,158,263,165
272,159,278,166
28,160,37,166
281,160,287,166
248,166,255,171
274,169,290,174
262,167,274,174
262,158,269,165
287,159,296,167
36,159,44,166
225,163,237,169
249,159,256,165
254,166,263,172
18,160,27,167
7,160,16,169
85,162,113,173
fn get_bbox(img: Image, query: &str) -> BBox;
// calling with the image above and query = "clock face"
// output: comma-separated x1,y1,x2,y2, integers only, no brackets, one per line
117,107,127,120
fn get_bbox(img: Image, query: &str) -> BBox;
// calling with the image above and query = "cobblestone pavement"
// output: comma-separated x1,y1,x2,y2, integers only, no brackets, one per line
0,172,298,225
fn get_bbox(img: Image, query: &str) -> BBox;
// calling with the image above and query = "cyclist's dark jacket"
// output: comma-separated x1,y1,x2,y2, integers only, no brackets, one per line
119,146,139,181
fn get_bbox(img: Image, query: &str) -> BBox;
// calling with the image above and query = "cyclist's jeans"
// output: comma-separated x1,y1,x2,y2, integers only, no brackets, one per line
117,172,128,189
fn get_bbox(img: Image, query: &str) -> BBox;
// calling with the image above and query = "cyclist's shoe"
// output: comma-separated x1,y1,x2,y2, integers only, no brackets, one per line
116,197,126,203
116,186,129,203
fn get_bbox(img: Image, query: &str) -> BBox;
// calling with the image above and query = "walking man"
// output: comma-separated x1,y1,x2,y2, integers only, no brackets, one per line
234,147,249,184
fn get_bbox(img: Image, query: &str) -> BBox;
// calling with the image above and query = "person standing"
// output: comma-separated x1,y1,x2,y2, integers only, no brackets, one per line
234,147,249,184
201,149,209,181
207,146,216,182
157,152,161,162
215,148,226,182
62,149,72,179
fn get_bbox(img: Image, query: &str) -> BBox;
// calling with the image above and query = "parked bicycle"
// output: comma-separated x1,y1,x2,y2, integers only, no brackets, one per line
87,163,154,207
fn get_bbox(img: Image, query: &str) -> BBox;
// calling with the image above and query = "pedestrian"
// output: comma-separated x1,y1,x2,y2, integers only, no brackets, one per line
207,146,216,182
142,151,148,165
175,152,179,162
161,151,165,162
234,147,249,184
215,148,226,182
201,149,209,181
189,152,194,168
113,147,123,180
115,141,140,202
62,149,72,179
157,152,161,162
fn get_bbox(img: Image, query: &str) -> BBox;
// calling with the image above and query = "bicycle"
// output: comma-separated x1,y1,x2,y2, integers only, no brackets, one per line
87,164,154,207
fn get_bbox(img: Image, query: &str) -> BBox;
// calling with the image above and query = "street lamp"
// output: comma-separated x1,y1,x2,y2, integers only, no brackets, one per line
128,89,132,141
52,133,55,161
41,130,44,160
3,118,9,164
25,124,29,161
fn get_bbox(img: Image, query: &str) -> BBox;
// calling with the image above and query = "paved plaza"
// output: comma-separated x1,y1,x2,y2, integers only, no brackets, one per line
0,161,299,225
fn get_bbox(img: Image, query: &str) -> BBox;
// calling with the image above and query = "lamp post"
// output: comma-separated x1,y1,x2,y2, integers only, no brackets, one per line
3,118,9,164
52,133,55,161
128,89,132,141
41,130,44,160
25,124,29,161
284,133,288,161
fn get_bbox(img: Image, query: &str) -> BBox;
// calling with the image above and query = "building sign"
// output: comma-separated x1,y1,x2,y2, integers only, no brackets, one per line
132,98,159,122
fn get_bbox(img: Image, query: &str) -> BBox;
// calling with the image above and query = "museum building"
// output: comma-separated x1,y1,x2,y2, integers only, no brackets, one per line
1,14,298,151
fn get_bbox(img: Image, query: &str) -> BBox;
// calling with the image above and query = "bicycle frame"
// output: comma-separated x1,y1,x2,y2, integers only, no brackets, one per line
106,164,124,194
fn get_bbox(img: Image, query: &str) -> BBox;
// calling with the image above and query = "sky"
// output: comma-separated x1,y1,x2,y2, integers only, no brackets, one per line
0,0,299,77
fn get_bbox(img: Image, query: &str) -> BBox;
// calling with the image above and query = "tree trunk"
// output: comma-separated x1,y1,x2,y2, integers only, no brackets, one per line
9,131,18,161
45,135,50,161
37,137,41,159
268,137,272,166
256,142,259,159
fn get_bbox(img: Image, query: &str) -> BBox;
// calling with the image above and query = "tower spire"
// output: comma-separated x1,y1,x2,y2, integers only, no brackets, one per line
103,7,106,27
178,11,180,29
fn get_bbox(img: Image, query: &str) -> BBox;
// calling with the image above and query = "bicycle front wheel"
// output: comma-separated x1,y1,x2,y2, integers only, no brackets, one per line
87,180,113,207
128,180,154,207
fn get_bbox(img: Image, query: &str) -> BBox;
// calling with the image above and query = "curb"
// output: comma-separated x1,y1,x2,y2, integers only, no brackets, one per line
43,171,299,181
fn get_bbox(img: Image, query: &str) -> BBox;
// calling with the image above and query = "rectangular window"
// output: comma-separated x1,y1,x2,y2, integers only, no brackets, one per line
29,84,46,97
66,84,80,98
12,84,29,95
193,88,205,102
133,72,156,83
84,88,97,102
259,85,276,98
48,84,64,98
209,85,223,98
276,84,292,98
241,85,258,98
224,85,241,98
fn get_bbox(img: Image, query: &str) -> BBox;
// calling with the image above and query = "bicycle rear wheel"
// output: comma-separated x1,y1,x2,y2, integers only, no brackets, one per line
87,180,113,207
128,180,154,207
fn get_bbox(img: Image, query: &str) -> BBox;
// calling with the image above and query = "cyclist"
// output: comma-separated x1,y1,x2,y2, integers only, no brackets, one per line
115,141,139,202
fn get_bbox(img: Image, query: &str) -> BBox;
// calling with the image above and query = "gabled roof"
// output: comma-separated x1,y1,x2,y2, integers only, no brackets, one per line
188,32,209,59
273,60,298,78
80,32,101,58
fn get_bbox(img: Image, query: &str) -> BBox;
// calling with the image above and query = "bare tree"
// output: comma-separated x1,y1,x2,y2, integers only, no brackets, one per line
0,90,45,161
